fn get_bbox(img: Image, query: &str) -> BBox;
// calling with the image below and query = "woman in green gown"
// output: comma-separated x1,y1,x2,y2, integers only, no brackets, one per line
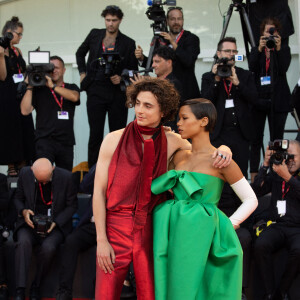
151,99,258,300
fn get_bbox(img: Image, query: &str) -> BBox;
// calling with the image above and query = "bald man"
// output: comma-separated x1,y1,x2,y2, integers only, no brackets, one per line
13,158,77,300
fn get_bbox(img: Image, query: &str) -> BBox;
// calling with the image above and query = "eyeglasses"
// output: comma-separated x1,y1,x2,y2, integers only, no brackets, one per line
13,31,23,37
167,6,183,17
221,49,238,54
105,5,120,11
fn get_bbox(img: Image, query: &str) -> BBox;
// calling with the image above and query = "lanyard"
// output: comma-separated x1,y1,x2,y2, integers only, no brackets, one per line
38,183,53,206
50,83,65,110
11,47,21,74
223,80,233,98
102,42,115,52
175,30,184,44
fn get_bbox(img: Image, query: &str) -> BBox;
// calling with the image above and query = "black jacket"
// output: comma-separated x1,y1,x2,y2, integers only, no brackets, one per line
172,30,201,100
76,28,138,78
249,45,291,113
252,166,300,226
201,67,258,141
13,167,78,239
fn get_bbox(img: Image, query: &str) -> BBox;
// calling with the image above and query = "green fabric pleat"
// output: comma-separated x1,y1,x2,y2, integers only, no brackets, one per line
151,170,243,300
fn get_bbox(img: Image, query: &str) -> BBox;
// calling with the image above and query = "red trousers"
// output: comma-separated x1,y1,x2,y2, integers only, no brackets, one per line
95,211,155,300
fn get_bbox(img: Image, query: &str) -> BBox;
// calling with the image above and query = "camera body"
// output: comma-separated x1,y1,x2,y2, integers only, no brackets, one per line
27,51,54,86
99,52,121,78
268,139,293,165
264,27,276,49
31,215,52,237
0,32,13,49
216,57,234,78
146,0,176,35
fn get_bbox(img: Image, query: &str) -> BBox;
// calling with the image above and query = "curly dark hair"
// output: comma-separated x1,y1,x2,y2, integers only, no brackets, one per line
126,78,180,124
2,16,23,36
101,5,124,19
260,17,282,36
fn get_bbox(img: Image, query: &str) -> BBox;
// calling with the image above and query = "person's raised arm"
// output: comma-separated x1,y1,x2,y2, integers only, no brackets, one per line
93,130,122,274
20,79,34,115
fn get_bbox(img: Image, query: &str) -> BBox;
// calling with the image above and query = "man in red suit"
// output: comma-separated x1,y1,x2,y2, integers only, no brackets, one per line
93,78,231,300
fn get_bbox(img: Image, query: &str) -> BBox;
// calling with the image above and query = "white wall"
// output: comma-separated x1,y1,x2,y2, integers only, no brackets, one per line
0,0,299,173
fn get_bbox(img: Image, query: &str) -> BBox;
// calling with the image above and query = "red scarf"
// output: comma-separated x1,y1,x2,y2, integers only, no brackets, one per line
106,120,167,230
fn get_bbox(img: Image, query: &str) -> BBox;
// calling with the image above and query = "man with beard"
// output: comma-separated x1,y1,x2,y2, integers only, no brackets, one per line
135,6,200,100
76,5,138,168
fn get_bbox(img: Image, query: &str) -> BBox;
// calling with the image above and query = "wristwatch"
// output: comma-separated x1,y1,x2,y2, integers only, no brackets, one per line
52,84,57,90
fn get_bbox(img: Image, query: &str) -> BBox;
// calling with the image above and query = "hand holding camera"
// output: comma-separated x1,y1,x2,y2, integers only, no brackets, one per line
22,209,34,228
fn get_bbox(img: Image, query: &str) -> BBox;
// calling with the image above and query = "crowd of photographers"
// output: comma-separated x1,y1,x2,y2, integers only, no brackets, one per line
0,1,299,300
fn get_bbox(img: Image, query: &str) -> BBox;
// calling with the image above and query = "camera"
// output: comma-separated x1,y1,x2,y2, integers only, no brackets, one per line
31,215,52,237
264,27,277,49
268,139,294,165
27,51,54,86
146,0,176,35
0,225,10,239
0,32,13,49
216,57,234,78
120,68,153,92
98,51,121,78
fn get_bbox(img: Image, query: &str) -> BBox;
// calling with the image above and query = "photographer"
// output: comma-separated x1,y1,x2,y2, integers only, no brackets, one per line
20,56,80,171
252,140,300,300
201,37,257,177
0,16,34,176
76,5,138,168
135,6,200,101
249,17,291,182
13,158,77,300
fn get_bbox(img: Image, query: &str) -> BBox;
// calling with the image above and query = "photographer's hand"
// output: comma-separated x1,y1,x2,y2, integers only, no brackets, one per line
272,160,292,182
80,72,86,83
228,67,239,86
45,75,54,88
263,146,272,167
135,45,144,62
274,34,281,51
212,64,221,82
258,36,267,52
159,32,177,49
47,222,56,234
0,46,4,56
22,209,34,228
110,75,121,85
130,73,145,85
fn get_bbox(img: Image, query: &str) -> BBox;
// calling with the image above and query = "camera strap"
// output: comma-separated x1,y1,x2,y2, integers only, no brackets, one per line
11,47,21,74
50,83,65,110
38,183,53,206
223,79,233,98
282,181,290,199
175,30,184,44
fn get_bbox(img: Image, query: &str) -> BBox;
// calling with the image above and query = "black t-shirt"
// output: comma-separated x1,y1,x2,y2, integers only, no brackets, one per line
32,83,80,145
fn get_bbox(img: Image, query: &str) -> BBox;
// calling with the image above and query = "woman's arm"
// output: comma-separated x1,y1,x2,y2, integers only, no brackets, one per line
221,161,258,228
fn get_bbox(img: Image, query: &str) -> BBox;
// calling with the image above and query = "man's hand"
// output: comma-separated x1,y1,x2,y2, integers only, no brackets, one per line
274,34,281,51
0,46,5,56
212,64,221,82
129,73,145,85
110,75,121,85
22,209,34,228
212,145,232,168
228,66,239,86
47,222,56,234
97,239,116,274
135,45,144,62
80,72,86,83
272,160,292,182
45,75,54,88
159,32,177,49
263,146,272,167
258,36,267,52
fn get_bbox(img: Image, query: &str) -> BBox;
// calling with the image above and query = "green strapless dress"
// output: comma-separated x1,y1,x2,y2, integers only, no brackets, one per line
151,170,243,300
